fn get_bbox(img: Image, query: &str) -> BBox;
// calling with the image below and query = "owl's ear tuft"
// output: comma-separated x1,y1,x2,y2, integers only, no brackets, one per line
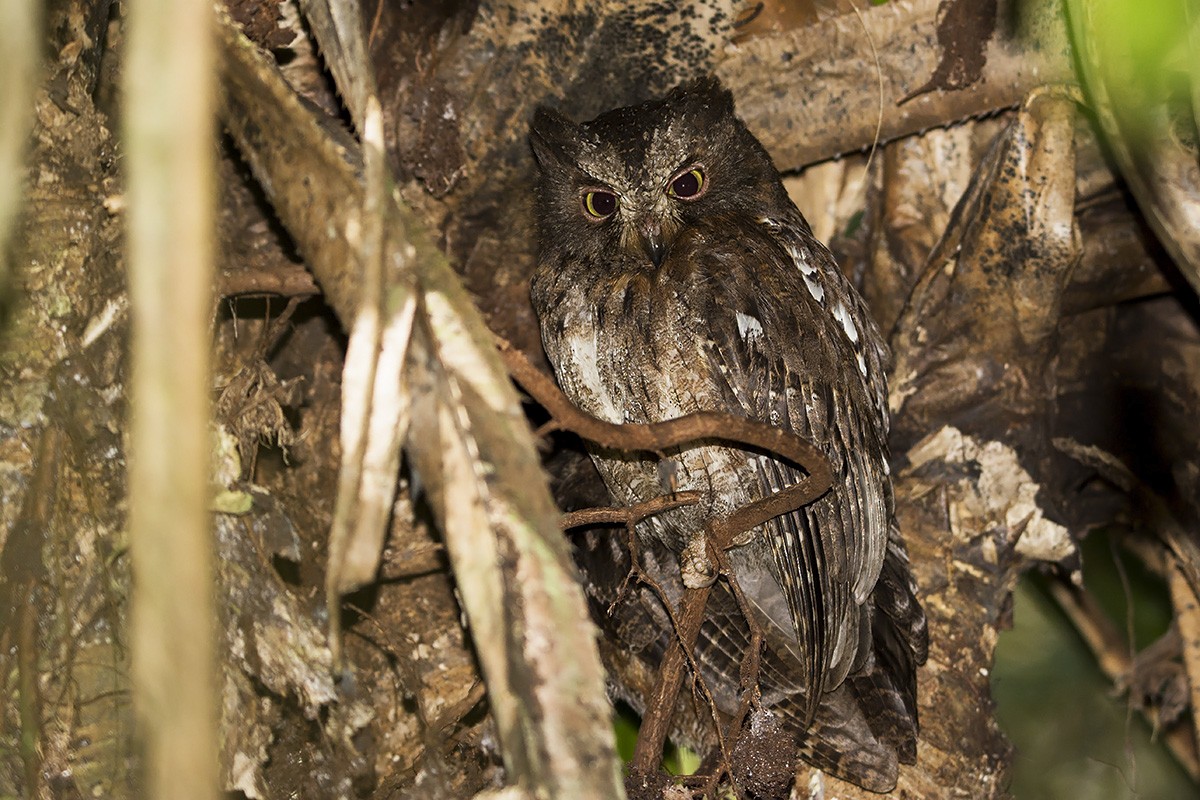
529,107,580,171
673,76,735,116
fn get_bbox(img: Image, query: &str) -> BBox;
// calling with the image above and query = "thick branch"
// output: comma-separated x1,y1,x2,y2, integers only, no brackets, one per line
718,0,1074,171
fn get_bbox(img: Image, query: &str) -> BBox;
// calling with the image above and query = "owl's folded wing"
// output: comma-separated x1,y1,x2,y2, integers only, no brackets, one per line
695,227,894,719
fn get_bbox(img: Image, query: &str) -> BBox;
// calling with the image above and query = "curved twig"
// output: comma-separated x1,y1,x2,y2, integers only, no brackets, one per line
495,336,834,539
560,492,702,531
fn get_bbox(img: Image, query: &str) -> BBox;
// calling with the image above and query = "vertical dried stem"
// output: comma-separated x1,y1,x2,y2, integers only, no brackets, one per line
0,0,39,289
125,0,218,794
628,583,713,779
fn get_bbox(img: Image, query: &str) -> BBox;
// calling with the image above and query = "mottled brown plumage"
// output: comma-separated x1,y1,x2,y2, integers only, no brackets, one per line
529,78,927,792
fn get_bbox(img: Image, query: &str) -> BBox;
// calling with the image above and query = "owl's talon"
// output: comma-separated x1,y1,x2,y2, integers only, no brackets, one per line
680,537,717,588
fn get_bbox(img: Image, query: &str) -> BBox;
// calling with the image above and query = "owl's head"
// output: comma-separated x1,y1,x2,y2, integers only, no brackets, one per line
529,78,790,270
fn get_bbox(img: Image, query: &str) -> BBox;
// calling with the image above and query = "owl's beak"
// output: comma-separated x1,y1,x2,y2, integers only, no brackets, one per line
639,220,666,268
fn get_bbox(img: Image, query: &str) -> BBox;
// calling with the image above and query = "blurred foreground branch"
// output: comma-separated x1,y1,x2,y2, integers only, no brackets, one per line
125,0,218,796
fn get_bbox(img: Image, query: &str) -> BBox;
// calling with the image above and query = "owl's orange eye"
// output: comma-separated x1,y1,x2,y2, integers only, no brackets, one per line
583,191,618,219
668,168,706,199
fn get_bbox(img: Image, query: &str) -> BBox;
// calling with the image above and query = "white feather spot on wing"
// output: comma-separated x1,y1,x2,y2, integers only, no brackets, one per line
831,301,860,344
735,311,764,342
788,244,825,304
803,272,825,304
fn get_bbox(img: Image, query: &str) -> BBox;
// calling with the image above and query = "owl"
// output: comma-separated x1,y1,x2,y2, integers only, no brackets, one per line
529,78,928,792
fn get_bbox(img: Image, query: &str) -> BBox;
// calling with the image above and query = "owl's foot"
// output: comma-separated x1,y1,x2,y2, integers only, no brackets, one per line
680,536,717,588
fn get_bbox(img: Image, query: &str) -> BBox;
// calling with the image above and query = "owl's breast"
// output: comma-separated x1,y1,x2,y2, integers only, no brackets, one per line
534,258,702,421
533,257,768,550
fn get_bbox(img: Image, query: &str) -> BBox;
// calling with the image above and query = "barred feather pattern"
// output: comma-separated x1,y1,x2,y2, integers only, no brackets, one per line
529,78,927,792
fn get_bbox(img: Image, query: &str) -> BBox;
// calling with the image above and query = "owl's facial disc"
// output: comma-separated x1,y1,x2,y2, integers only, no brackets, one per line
568,141,701,268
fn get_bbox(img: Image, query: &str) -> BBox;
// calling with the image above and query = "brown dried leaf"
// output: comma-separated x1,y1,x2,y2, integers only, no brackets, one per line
901,0,998,103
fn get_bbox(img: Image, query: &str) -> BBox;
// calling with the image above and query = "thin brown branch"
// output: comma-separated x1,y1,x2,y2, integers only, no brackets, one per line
688,544,769,799
620,528,772,790
217,262,320,299
628,582,714,780
626,544,771,794
715,545,766,739
608,520,729,777
495,335,836,790
559,492,702,531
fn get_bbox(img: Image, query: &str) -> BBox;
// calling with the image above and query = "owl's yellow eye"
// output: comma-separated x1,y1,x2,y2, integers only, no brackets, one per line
668,168,706,199
583,190,618,219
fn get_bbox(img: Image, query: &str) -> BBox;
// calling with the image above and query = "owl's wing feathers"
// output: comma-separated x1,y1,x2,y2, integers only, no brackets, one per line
690,215,894,714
